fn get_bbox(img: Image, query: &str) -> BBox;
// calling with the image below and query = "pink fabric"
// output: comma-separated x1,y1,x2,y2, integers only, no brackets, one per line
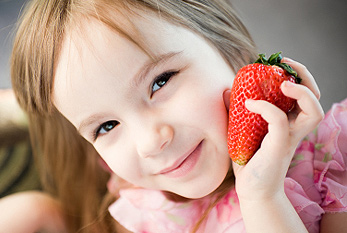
109,98,347,233
109,188,245,233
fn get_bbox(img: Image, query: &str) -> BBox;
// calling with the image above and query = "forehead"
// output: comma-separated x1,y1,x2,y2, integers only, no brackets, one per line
52,11,199,126
59,9,187,61
54,11,189,80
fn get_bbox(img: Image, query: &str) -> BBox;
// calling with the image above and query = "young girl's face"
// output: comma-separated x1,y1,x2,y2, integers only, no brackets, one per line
53,12,235,198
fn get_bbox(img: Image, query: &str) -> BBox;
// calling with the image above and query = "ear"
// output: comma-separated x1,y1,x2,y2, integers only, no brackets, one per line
223,89,231,111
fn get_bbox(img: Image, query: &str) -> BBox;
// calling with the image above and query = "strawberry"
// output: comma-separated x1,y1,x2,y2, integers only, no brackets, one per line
227,52,301,165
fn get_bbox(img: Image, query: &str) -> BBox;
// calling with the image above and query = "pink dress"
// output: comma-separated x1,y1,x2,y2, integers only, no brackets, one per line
109,98,347,233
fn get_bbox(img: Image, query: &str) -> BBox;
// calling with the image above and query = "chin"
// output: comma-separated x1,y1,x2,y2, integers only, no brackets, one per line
174,176,227,199
180,190,216,199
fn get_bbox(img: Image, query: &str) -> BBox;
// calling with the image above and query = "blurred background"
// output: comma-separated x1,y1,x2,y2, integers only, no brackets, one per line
1,0,347,112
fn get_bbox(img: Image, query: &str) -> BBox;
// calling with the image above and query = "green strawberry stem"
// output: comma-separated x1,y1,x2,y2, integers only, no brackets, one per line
255,52,301,84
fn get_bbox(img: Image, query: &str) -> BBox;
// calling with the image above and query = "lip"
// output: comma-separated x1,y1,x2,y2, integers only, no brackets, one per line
158,141,203,178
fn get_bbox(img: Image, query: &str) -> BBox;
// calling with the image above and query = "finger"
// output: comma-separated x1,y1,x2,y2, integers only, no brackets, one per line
243,100,294,169
281,81,323,119
281,81,324,137
245,99,289,145
232,161,242,174
282,57,321,100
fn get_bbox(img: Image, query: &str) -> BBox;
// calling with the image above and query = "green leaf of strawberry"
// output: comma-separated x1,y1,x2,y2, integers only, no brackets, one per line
228,52,300,165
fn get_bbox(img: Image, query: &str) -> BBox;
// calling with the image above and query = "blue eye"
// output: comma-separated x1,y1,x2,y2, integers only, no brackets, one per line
151,71,179,94
94,120,119,140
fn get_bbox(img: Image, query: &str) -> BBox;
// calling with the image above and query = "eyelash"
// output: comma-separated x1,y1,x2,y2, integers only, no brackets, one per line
92,70,179,141
93,120,119,141
151,70,179,96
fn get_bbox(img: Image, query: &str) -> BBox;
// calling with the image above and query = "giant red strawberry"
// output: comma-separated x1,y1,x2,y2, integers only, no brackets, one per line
228,52,301,165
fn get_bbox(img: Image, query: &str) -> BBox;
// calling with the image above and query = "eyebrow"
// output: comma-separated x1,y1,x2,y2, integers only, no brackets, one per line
77,51,183,136
132,51,183,87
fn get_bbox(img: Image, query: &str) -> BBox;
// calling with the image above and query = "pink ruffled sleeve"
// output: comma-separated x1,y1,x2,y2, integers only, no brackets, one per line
286,98,347,232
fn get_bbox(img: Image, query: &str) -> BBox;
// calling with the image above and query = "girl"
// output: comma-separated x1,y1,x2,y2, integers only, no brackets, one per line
2,0,347,232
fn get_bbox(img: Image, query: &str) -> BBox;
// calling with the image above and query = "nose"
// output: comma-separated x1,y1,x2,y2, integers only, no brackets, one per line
134,120,174,158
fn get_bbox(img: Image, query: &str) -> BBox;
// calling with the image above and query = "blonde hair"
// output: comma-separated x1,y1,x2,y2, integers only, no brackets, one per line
11,0,257,232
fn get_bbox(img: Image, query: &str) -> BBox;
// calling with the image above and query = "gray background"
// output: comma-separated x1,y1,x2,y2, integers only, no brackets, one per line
1,0,347,112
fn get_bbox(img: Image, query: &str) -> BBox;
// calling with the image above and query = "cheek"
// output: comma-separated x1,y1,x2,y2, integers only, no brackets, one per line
199,93,229,140
95,144,141,182
179,64,232,132
177,81,229,137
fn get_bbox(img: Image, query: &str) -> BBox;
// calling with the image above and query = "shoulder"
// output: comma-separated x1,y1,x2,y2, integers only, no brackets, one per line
0,191,67,233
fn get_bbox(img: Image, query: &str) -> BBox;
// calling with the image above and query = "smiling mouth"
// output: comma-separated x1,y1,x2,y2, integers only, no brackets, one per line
158,141,203,178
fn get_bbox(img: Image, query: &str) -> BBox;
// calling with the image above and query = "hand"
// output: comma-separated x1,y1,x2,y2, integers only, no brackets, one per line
231,58,324,201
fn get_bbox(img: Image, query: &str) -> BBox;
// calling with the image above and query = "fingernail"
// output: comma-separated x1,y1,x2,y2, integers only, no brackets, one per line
283,57,294,63
282,80,295,87
245,99,255,105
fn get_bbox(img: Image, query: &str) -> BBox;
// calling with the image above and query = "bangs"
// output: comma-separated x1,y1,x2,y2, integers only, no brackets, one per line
12,0,155,116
